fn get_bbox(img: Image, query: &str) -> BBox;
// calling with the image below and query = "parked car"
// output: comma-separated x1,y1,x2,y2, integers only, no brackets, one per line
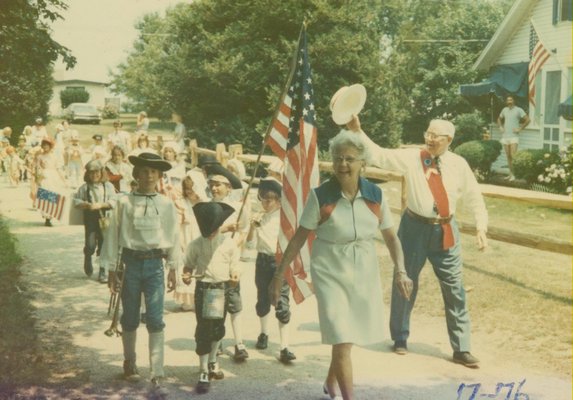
64,103,101,124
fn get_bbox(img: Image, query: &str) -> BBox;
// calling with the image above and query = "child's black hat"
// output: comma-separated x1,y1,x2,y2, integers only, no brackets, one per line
193,202,235,237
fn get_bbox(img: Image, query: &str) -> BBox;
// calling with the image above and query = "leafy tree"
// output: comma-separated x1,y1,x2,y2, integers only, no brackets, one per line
111,0,511,153
0,0,76,142
381,0,512,143
60,87,90,109
111,0,399,153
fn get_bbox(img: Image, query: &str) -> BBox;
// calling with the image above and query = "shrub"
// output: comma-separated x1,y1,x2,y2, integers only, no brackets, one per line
514,146,572,194
513,149,548,183
101,103,119,119
452,112,486,149
454,139,502,181
60,88,90,109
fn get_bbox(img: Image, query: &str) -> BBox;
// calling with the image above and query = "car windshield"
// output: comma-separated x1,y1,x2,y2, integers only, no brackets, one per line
73,105,97,113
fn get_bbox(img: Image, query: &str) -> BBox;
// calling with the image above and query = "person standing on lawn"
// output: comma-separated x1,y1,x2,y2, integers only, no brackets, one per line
497,95,530,181
346,115,488,368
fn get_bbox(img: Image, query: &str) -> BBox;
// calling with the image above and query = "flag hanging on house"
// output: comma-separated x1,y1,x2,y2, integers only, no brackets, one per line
34,187,67,221
528,24,551,106
266,25,319,304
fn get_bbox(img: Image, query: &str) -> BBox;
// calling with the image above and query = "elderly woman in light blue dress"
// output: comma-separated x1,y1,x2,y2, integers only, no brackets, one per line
271,130,413,400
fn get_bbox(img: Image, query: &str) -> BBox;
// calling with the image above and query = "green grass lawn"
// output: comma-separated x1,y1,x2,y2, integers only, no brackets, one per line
0,218,50,386
379,181,572,377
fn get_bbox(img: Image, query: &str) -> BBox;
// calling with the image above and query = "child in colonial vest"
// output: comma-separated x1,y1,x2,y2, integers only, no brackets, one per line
206,167,250,362
73,159,117,282
246,177,296,363
184,201,239,394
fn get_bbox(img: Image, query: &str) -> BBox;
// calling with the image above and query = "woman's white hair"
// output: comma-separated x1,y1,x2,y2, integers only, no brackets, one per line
329,129,370,162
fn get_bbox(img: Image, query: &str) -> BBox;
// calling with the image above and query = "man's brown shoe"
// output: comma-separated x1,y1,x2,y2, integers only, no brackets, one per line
453,351,480,368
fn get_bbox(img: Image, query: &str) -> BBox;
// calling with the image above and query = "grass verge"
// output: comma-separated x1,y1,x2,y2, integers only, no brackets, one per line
0,217,48,388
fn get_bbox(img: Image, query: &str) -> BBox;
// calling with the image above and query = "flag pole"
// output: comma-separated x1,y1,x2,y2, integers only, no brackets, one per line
232,22,306,236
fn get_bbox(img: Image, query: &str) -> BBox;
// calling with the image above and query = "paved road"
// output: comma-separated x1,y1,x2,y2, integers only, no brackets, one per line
0,181,570,399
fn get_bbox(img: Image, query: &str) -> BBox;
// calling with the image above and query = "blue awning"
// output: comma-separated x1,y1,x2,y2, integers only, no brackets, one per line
559,95,572,120
460,62,529,100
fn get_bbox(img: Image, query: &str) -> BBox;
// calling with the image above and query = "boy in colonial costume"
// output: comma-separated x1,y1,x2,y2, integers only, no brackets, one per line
207,166,250,362
100,152,179,396
184,201,240,394
246,177,296,363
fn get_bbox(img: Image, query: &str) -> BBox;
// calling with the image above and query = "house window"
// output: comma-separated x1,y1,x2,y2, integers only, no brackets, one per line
543,70,562,151
553,0,572,24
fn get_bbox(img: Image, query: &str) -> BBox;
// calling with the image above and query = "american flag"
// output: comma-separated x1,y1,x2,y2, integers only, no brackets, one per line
528,24,550,106
266,25,319,304
34,187,67,221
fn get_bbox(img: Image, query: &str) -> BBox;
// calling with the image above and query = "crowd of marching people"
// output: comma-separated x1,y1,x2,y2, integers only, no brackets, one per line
1,94,489,399
0,113,297,396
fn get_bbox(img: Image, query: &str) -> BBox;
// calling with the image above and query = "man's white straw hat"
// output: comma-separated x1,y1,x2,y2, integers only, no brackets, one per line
329,84,367,125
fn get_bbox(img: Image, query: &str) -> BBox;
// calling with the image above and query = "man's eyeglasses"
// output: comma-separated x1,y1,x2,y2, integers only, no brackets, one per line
332,155,362,164
424,131,449,140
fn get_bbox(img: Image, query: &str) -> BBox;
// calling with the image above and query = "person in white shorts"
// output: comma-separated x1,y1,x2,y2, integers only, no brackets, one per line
497,95,530,181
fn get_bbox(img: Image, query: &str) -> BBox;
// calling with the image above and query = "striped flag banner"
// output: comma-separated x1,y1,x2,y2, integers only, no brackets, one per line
528,23,550,106
266,24,319,304
34,187,67,221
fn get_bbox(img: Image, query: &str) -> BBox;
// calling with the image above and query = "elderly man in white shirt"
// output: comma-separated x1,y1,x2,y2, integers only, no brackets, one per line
100,152,179,395
347,116,487,368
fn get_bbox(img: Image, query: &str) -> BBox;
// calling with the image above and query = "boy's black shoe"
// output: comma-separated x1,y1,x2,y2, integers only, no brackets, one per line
279,348,296,363
196,372,210,394
208,362,224,380
234,344,249,361
255,333,268,349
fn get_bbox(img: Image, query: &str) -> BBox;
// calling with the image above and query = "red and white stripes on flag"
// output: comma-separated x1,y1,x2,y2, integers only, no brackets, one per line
266,25,319,304
528,24,550,106
34,187,66,221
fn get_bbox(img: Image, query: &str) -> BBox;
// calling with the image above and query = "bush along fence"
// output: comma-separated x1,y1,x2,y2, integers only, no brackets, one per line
186,140,572,255
513,145,572,196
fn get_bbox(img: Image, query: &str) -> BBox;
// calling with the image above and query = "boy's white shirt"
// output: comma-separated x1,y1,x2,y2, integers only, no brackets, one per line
184,232,241,283
252,207,280,255
100,192,181,270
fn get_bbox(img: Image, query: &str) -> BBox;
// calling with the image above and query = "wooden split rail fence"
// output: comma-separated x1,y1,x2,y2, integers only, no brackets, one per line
186,140,572,256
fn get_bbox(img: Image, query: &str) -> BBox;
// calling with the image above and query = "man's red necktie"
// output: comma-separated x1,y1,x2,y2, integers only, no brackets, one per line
420,149,454,250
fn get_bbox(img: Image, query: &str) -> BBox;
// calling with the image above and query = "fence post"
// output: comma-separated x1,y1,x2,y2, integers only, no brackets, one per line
215,143,227,166
228,144,243,159
189,139,198,168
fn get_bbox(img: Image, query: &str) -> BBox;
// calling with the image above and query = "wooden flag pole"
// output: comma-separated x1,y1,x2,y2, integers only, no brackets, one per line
231,22,306,237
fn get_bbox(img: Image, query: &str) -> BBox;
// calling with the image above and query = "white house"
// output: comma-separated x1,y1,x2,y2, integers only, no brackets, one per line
49,78,115,118
460,0,572,169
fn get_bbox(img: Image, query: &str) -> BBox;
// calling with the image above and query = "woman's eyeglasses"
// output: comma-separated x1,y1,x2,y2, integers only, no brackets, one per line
332,155,362,164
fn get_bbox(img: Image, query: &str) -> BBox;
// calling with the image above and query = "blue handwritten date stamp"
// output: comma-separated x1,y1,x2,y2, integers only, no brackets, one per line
457,379,529,400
